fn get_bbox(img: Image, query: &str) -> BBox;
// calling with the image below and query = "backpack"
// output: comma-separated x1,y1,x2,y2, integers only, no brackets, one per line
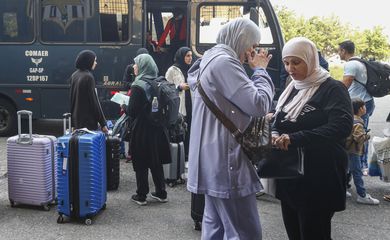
351,58,390,97
143,76,180,128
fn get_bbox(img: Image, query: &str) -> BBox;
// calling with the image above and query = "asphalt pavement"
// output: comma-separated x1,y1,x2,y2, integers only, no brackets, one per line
0,96,389,240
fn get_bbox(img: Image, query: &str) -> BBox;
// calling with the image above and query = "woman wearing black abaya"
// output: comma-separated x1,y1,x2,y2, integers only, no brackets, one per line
70,50,108,133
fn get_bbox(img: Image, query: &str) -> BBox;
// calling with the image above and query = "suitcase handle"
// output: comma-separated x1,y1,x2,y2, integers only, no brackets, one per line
17,110,33,144
63,113,71,135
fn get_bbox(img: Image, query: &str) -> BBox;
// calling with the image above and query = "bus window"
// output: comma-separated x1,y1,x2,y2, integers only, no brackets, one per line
0,0,34,43
98,0,129,42
40,0,129,43
199,5,273,45
40,0,87,42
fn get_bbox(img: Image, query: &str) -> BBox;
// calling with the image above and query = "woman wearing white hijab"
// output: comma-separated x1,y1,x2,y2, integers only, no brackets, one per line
272,37,353,239
186,18,274,239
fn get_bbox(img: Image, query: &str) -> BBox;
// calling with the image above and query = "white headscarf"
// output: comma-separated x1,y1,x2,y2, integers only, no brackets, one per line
275,37,330,122
216,18,261,58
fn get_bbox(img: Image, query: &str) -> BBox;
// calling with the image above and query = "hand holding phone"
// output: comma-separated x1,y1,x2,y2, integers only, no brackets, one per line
246,47,272,69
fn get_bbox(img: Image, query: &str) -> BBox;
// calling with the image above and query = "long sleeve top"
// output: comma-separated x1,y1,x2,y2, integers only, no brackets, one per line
346,116,370,155
126,78,171,170
186,44,274,199
165,65,187,116
70,70,106,130
273,78,353,212
157,16,186,47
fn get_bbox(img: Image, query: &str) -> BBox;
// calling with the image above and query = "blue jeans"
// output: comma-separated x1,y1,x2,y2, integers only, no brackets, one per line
349,153,366,198
360,99,375,168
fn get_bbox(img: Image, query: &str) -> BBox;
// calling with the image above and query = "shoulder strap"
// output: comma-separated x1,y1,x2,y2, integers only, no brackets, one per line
196,54,242,138
347,58,367,86
198,82,242,138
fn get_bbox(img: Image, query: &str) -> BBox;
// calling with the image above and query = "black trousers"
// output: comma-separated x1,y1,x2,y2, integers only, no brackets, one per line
135,163,166,199
281,201,335,240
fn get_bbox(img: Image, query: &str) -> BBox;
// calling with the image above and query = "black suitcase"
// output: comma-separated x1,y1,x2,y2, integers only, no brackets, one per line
106,136,121,191
191,193,205,231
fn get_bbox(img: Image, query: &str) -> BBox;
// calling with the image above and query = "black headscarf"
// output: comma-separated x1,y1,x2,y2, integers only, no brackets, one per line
173,47,193,126
173,47,192,80
75,50,96,71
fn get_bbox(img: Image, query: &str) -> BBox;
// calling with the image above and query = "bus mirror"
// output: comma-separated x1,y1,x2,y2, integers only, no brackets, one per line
249,7,259,26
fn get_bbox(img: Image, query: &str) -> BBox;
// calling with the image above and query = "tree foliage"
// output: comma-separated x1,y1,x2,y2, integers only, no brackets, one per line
275,6,390,60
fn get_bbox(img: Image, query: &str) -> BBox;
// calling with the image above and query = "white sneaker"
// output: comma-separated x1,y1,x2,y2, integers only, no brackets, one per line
346,191,352,198
356,194,380,205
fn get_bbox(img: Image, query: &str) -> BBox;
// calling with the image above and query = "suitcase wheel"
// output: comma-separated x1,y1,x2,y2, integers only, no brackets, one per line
85,218,92,225
43,204,50,211
102,203,107,210
194,221,202,231
10,200,15,208
177,178,185,184
168,182,175,187
57,215,65,224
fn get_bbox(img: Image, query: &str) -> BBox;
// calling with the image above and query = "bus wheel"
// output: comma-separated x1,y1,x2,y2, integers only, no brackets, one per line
0,99,17,137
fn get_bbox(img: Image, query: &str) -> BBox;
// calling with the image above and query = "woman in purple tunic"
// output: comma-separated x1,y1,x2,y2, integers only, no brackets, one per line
186,18,274,239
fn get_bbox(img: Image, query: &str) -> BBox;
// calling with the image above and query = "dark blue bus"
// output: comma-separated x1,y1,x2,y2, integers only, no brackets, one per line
0,0,284,136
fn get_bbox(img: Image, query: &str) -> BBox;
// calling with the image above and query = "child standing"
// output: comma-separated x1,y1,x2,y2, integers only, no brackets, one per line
346,98,379,205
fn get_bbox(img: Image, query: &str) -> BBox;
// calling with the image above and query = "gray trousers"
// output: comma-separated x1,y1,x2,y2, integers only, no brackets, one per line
202,193,262,240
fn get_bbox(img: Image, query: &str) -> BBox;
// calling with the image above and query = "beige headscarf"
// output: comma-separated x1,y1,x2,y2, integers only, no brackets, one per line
275,37,330,122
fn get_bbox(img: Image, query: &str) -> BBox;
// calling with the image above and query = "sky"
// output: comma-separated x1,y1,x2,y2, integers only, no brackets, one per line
270,0,390,41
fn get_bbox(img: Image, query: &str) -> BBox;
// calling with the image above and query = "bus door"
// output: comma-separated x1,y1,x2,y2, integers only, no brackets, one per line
143,0,189,75
189,0,284,97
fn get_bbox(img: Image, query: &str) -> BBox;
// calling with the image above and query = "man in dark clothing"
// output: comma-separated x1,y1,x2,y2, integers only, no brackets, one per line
70,50,108,133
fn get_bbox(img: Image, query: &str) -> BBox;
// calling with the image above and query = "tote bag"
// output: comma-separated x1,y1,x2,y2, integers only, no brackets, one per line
257,147,304,179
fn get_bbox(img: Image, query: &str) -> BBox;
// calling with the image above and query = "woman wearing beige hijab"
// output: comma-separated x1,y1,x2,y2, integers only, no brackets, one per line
272,37,353,239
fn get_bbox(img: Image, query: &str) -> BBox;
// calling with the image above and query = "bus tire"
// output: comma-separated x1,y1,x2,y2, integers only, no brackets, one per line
0,99,17,137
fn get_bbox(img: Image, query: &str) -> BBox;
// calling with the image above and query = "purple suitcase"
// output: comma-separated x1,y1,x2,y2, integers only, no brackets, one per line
7,110,57,210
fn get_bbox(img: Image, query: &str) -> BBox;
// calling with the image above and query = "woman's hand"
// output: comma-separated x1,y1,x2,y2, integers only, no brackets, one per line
272,132,280,146
274,134,291,151
246,48,272,69
179,83,190,91
265,112,274,121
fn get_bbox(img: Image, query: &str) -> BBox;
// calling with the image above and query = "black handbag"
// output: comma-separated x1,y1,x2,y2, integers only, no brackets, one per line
197,81,272,164
257,147,304,179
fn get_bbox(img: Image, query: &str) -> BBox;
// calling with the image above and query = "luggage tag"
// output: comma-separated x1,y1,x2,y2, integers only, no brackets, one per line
62,157,68,175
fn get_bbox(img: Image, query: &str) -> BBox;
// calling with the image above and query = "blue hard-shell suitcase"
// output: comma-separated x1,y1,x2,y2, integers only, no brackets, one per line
56,130,106,225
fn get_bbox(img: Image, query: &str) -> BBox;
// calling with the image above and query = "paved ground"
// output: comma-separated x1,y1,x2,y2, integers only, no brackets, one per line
0,96,389,240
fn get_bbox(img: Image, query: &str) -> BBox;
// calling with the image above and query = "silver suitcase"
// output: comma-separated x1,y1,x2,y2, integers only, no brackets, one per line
163,142,185,187
7,110,57,210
